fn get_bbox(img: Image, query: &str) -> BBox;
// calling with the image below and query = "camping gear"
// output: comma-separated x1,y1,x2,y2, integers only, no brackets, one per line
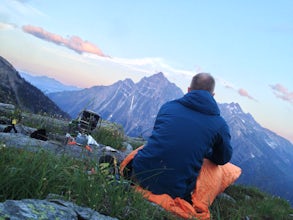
30,129,48,141
99,155,120,182
76,133,88,146
76,110,101,134
68,109,101,137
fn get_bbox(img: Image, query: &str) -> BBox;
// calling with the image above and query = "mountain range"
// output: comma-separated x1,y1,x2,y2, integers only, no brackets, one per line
19,72,81,94
48,72,183,137
1,55,293,205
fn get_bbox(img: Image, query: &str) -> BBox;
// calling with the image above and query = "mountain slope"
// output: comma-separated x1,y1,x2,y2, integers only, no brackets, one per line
219,103,293,205
0,56,69,118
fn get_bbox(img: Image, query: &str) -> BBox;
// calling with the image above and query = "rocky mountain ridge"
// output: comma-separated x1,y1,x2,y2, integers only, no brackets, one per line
48,72,183,137
219,103,293,205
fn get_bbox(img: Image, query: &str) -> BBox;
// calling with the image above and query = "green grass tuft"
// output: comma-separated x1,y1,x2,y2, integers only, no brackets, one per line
0,147,179,220
92,125,125,150
211,185,293,220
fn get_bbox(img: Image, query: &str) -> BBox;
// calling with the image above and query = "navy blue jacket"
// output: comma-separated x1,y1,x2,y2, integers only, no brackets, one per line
132,90,232,200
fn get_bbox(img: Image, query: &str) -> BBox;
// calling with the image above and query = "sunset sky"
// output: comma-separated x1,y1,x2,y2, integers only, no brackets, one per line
0,0,292,142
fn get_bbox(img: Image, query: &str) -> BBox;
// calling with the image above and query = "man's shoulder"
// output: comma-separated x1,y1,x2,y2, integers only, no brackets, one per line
160,99,182,110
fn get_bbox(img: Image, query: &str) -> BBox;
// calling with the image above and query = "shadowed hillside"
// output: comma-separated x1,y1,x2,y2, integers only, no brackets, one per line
0,56,69,118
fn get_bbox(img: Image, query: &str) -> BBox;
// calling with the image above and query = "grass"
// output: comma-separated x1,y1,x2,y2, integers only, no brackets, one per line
21,111,69,135
91,125,146,150
210,185,293,220
92,123,125,150
0,146,179,220
1,145,292,220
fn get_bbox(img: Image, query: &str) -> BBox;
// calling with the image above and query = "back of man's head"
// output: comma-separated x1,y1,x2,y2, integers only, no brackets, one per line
189,73,215,94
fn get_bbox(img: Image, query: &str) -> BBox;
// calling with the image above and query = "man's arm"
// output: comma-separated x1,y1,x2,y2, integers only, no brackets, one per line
205,123,233,165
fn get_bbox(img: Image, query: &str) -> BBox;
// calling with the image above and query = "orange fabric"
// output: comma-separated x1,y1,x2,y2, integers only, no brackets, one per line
85,145,93,152
135,185,204,219
120,146,241,220
192,159,242,215
67,141,77,145
120,146,143,175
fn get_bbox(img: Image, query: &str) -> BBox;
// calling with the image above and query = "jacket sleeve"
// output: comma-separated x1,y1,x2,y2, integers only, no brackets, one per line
205,123,233,165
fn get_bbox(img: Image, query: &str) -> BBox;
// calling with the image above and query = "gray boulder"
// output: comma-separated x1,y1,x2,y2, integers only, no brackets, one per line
0,198,118,220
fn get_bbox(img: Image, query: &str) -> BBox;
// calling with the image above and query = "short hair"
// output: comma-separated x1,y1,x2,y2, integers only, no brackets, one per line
189,73,215,94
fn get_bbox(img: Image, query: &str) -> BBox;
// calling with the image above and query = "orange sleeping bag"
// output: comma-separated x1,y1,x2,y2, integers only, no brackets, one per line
120,146,241,220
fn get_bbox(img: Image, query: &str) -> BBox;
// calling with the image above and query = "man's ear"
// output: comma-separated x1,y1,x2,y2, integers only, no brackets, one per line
188,87,191,92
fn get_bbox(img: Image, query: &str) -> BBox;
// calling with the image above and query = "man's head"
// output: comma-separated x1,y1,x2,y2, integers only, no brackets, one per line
188,73,215,95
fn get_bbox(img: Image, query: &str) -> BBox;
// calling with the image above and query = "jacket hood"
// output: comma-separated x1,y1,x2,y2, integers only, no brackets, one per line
177,90,220,115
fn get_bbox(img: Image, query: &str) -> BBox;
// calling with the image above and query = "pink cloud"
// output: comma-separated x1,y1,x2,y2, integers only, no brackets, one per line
270,84,293,105
238,88,257,101
219,78,257,101
65,36,106,56
22,25,108,57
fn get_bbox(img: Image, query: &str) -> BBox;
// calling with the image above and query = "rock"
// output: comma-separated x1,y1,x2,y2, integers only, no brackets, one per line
0,131,129,164
0,103,15,114
122,141,133,154
0,198,118,220
217,192,237,203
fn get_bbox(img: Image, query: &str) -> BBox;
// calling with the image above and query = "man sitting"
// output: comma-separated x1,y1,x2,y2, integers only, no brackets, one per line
120,73,241,219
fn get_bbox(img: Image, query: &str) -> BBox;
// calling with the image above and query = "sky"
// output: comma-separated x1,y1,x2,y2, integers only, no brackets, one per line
0,0,292,143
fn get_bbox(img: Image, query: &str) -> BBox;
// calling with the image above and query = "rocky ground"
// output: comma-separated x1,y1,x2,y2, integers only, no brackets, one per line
0,126,132,164
0,197,118,220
